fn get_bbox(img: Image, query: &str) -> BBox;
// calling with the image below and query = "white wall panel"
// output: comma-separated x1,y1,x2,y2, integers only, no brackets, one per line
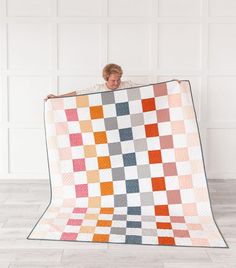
208,77,236,123
208,24,236,72
0,76,3,122
158,24,201,71
58,0,103,17
8,76,52,124
209,0,236,17
108,0,152,17
58,76,102,94
108,24,150,74
7,23,52,71
0,129,3,172
207,129,236,177
7,0,53,17
58,24,102,74
158,0,202,17
9,129,47,173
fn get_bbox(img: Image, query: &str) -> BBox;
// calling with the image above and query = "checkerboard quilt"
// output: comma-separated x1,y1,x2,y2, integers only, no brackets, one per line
28,80,227,247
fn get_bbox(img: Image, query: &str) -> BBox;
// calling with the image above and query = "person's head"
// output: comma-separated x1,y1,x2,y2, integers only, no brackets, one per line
103,63,123,90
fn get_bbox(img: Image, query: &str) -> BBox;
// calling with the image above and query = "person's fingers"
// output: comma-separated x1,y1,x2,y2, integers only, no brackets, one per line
173,79,181,84
44,94,56,101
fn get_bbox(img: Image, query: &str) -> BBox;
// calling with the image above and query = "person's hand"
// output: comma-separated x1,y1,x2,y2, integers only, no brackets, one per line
44,94,57,101
173,79,181,84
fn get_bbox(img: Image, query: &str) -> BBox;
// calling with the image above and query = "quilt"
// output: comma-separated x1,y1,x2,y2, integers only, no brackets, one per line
28,80,227,247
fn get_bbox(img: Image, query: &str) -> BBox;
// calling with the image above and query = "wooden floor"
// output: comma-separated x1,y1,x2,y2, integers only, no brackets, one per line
0,179,235,268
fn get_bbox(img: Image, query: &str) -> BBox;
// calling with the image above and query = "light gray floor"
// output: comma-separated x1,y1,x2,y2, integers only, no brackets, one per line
0,179,235,268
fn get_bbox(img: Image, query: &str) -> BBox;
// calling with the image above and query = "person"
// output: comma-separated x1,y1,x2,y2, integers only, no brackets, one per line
45,63,138,100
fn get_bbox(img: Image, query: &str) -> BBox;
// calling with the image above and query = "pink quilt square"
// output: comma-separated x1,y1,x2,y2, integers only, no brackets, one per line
65,109,78,121
157,109,170,122
167,190,182,204
67,219,83,226
73,207,87,213
61,232,78,240
51,98,64,110
75,184,88,197
70,133,83,146
168,94,182,108
171,121,185,134
173,229,190,238
160,135,174,149
59,147,72,160
163,163,177,176
73,159,85,172
56,122,68,135
153,83,167,97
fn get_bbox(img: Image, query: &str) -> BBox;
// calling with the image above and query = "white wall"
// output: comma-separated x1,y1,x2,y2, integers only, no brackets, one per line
0,0,236,180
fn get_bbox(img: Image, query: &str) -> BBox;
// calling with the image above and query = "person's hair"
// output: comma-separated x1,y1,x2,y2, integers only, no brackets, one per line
102,63,123,81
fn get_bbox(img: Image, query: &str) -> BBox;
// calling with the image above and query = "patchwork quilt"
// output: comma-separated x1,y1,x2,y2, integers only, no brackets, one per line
28,80,227,247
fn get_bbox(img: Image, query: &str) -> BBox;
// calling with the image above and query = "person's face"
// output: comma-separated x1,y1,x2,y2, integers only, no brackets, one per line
106,73,121,90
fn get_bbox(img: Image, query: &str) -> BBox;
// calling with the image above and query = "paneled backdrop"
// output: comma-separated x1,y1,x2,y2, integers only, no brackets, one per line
0,0,236,180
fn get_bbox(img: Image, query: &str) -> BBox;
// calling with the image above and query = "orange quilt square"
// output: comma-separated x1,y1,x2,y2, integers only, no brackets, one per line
100,182,113,195
98,156,111,169
90,106,104,119
93,234,109,242
94,131,107,144
100,207,114,214
84,145,97,158
97,220,112,227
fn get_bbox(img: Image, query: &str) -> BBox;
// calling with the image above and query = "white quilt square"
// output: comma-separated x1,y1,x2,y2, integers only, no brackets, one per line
110,154,124,168
89,93,102,106
132,125,146,140
85,157,98,170
158,122,172,136
103,104,116,118
129,100,143,114
117,115,132,128
143,111,158,124
140,85,154,98
147,137,160,150
121,140,135,154
106,129,120,143
82,133,95,145
91,119,105,132
77,107,90,120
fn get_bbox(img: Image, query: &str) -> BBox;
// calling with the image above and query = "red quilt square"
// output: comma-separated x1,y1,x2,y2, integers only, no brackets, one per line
152,177,166,191
142,98,156,112
148,150,162,163
155,205,169,216
145,124,159,137
158,237,175,245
